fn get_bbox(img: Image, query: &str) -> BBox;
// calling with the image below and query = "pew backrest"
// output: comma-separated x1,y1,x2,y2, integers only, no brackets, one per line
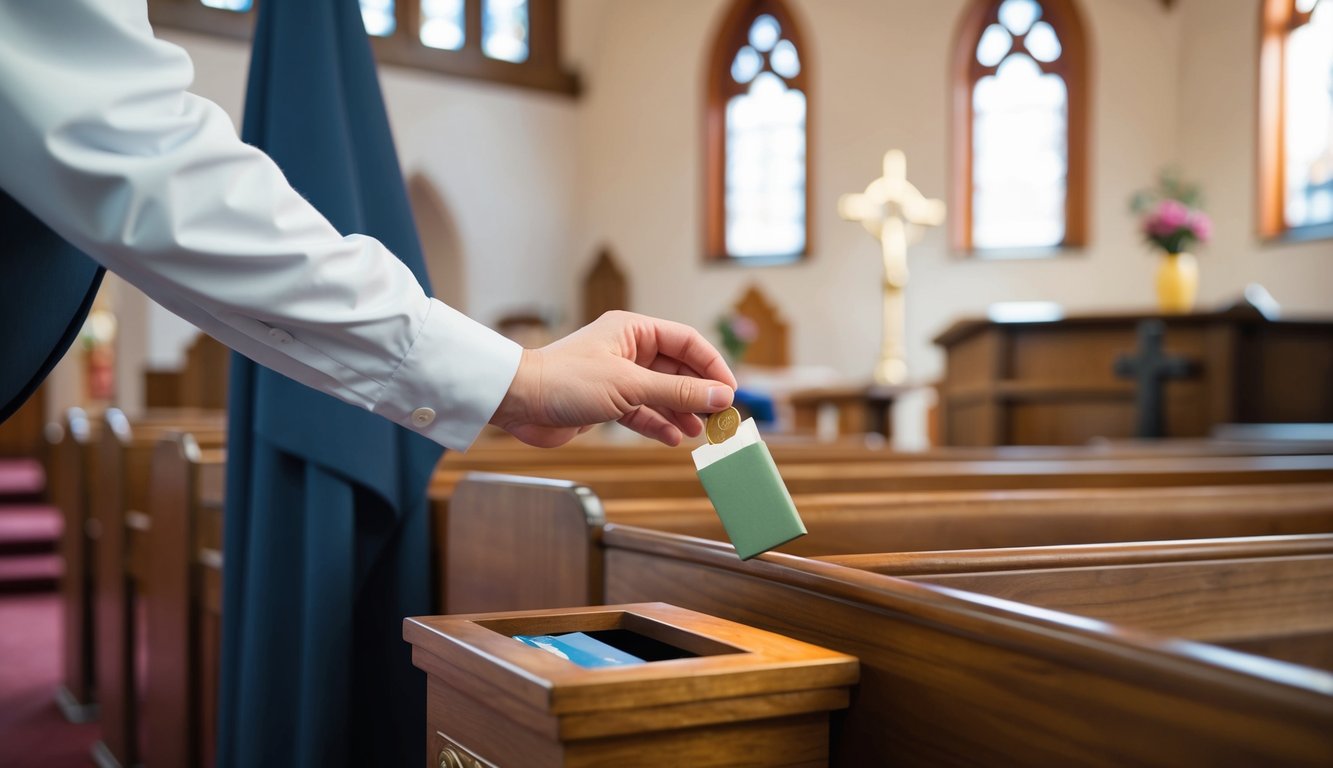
444,474,1333,613
598,523,1333,766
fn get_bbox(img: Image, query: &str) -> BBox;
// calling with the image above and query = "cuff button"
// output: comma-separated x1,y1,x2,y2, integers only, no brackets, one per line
411,407,437,428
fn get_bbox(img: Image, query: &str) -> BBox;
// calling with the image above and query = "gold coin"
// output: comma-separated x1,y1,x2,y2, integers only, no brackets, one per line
705,406,741,445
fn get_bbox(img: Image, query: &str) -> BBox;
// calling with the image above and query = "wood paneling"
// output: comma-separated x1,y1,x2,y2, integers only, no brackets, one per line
936,311,1333,445
0,384,46,458
581,249,628,326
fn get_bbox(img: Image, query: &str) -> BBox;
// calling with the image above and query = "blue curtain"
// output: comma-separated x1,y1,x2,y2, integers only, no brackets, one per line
218,1,443,766
0,191,103,423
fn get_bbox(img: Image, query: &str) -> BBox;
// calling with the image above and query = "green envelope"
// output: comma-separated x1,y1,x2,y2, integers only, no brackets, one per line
696,439,806,560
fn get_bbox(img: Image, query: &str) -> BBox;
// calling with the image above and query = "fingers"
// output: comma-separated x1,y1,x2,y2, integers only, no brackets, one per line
632,315,738,390
647,354,702,381
631,367,734,415
619,406,684,446
647,404,703,438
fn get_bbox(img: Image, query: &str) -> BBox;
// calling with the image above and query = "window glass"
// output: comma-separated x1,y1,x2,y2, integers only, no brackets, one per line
724,14,806,259
1284,0,1333,228
483,0,530,63
971,1,1068,249
361,0,396,36
973,55,1067,248
421,0,465,50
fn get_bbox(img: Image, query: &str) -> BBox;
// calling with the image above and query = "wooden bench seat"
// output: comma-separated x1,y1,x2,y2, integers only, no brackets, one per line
817,536,1333,671
444,475,1333,612
443,435,1333,471
433,454,1333,503
143,434,225,768
90,409,224,768
47,408,99,721
815,533,1333,575
598,523,1333,765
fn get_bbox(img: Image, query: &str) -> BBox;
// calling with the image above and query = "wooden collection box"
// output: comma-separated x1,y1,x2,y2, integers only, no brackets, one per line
404,602,859,768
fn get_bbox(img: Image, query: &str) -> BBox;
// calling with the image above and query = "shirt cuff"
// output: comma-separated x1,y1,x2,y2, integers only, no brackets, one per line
371,298,523,451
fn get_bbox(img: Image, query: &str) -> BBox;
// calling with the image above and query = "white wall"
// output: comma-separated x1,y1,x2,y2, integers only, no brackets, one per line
571,0,1331,390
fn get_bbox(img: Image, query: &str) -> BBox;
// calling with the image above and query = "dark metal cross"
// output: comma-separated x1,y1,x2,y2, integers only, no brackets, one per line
1113,320,1195,438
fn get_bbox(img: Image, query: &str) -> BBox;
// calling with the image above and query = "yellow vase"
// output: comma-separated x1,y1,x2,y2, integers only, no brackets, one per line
1155,251,1198,314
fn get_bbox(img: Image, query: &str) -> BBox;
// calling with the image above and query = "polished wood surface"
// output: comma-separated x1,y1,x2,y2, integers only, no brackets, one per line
143,334,229,410
447,476,602,613
441,475,1333,615
444,434,1333,470
406,602,856,767
90,409,224,768
581,249,627,326
785,385,903,438
733,285,791,367
435,454,1333,503
143,434,225,768
601,525,1333,766
48,408,99,719
916,555,1333,656
0,383,46,458
934,310,1333,446
68,421,1333,764
817,533,1333,576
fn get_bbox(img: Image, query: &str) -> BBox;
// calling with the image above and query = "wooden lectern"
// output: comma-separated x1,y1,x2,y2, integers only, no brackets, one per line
934,309,1333,446
404,602,859,767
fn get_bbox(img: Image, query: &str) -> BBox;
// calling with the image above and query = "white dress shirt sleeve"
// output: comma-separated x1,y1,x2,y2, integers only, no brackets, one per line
0,0,522,451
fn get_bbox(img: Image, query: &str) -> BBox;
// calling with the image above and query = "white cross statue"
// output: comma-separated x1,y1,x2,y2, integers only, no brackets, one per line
838,150,945,385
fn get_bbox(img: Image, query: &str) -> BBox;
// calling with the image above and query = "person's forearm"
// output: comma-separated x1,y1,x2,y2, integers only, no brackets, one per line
0,0,520,449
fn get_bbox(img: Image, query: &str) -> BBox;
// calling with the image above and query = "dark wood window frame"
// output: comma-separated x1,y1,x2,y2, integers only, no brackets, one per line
950,0,1090,255
703,0,813,265
1257,0,1333,243
147,0,579,96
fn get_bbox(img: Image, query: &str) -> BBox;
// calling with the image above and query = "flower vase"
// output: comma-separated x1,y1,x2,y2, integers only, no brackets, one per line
1155,251,1198,314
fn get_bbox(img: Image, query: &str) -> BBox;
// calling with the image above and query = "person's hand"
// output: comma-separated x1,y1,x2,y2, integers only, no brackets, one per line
490,311,738,448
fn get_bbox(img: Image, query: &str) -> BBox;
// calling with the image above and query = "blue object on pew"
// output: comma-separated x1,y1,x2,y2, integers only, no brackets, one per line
734,387,776,426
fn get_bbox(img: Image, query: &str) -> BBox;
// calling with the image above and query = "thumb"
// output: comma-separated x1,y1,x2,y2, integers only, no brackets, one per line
634,369,735,413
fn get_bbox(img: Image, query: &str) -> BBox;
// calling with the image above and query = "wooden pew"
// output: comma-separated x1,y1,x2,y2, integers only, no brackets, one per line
816,535,1333,671
143,334,229,410
430,456,1333,589
429,475,1333,763
90,409,224,768
443,474,1333,613
599,524,1333,765
142,433,225,768
47,407,100,722
433,454,1333,504
599,485,1333,555
442,434,1333,471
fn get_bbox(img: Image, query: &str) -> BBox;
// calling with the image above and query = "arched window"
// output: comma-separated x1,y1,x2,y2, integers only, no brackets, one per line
952,0,1088,253
1259,0,1333,239
705,0,811,264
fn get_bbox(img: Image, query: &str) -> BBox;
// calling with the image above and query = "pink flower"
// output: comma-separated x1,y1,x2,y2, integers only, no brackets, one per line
1188,211,1212,244
730,315,759,342
1146,199,1190,237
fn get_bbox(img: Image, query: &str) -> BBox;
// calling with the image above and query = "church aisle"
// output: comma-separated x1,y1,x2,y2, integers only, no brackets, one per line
0,457,99,767
0,593,100,767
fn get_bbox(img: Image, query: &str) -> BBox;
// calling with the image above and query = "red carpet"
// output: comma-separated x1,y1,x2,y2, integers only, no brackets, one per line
0,460,45,502
0,593,100,767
